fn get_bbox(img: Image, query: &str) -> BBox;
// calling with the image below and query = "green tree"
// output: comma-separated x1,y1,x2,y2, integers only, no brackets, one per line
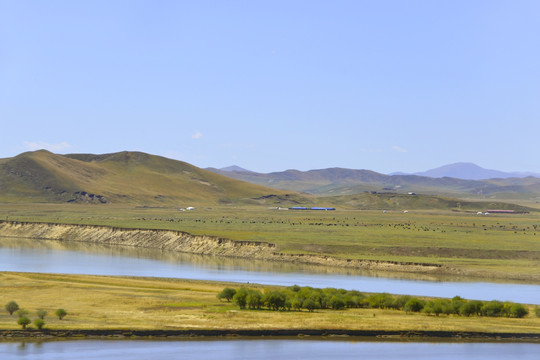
232,288,249,309
17,309,29,318
422,301,434,316
36,310,48,320
288,285,301,293
246,290,263,310
392,296,411,310
535,307,540,318
217,288,237,302
431,300,445,316
264,291,287,311
368,293,394,309
5,301,19,316
509,303,528,318
291,298,303,311
34,318,46,330
17,316,31,329
302,298,319,312
481,301,504,317
450,296,465,315
459,301,478,316
329,295,345,310
55,308,67,320
403,298,425,313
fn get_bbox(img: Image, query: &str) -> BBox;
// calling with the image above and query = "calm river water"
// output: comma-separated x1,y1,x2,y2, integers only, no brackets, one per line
1,339,539,360
1,237,539,304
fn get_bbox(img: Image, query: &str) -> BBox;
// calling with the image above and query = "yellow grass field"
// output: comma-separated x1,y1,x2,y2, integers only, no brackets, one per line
1,272,539,334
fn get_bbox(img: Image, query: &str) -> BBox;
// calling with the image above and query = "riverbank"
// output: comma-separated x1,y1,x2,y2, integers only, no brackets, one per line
1,203,539,282
1,220,537,282
0,220,444,275
1,272,539,340
2,329,540,342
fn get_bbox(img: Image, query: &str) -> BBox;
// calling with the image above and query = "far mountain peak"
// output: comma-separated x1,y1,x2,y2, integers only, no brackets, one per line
412,162,539,180
219,165,253,173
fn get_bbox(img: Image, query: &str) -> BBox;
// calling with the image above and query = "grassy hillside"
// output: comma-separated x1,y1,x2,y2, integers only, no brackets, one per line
0,150,298,206
1,150,535,212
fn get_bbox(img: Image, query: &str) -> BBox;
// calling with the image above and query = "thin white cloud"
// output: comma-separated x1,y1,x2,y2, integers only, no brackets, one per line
391,145,408,153
23,141,73,153
192,132,203,140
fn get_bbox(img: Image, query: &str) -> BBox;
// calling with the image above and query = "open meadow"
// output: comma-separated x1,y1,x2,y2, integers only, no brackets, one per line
0,203,539,281
1,272,539,334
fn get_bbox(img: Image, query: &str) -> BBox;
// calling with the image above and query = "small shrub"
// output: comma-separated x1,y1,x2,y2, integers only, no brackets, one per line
36,310,48,320
217,288,236,302
55,308,67,320
17,316,31,329
5,301,19,316
34,319,45,330
17,309,29,318
535,307,540,318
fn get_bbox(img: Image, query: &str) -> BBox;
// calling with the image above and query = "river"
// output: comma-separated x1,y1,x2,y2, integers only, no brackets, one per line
1,237,539,304
1,339,539,360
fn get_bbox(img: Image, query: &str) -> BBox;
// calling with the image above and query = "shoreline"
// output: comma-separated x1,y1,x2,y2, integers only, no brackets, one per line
2,272,539,343
2,329,540,343
0,220,540,283
0,220,539,282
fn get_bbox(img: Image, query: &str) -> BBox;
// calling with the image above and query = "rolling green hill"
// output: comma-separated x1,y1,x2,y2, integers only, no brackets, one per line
0,150,299,205
208,167,540,201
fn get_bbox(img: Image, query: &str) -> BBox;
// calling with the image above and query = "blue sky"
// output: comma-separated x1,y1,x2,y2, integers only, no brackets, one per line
1,1,539,174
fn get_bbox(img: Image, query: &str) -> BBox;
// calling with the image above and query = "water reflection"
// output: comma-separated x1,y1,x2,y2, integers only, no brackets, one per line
1,237,540,304
1,340,539,360
0,237,518,283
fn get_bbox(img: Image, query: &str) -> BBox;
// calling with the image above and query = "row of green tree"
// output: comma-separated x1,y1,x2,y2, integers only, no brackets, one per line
218,286,531,318
5,301,67,330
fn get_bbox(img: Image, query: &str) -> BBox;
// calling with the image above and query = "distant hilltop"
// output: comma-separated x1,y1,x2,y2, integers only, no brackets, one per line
402,162,540,180
217,162,540,181
208,163,540,199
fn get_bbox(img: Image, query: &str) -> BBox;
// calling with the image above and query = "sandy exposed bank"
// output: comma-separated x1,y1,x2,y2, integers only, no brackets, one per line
0,220,533,281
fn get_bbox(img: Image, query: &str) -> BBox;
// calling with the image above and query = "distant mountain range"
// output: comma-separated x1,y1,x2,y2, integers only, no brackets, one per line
392,162,540,180
208,163,540,199
1,151,538,209
218,162,540,181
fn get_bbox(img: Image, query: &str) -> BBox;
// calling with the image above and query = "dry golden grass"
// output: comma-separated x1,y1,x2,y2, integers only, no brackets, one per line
1,272,539,333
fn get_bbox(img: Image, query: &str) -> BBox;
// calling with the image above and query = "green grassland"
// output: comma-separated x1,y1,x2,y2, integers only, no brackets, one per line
1,203,539,281
1,272,539,334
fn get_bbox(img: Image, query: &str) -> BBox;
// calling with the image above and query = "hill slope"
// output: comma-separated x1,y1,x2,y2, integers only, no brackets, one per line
0,150,296,205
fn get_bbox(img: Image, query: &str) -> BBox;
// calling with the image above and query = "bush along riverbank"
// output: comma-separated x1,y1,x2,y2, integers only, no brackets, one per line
219,286,532,318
